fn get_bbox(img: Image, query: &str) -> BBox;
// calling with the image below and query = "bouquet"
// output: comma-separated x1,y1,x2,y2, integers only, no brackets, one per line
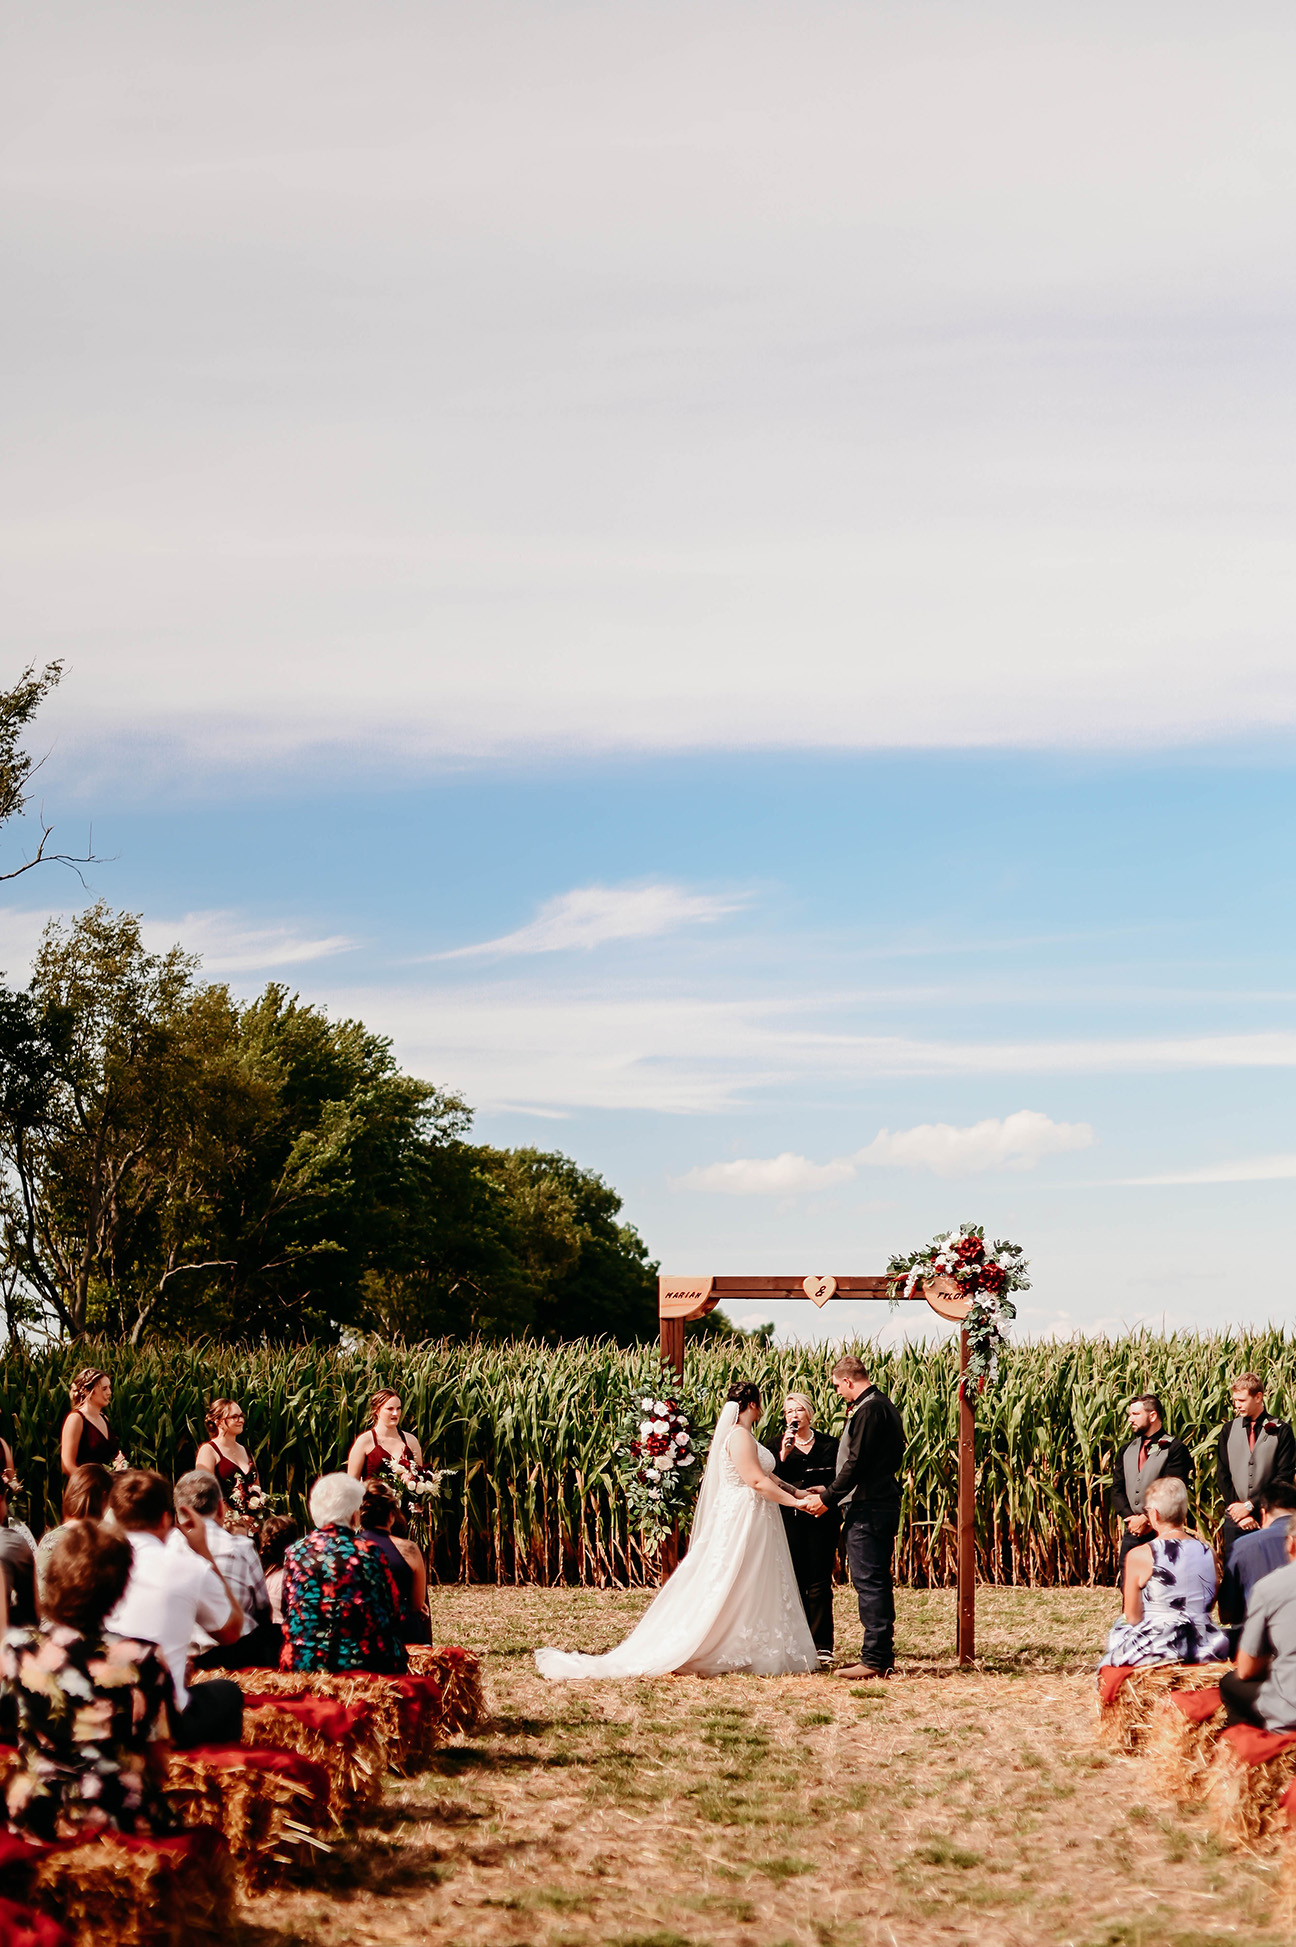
226,1476,279,1526
380,1456,451,1522
886,1222,1029,1392
620,1387,699,1543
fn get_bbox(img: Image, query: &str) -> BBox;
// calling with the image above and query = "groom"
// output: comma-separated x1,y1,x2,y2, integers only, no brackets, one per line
802,1354,905,1680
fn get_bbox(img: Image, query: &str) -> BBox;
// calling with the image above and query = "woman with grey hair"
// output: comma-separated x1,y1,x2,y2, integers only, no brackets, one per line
772,1391,840,1663
280,1472,408,1674
1098,1475,1228,1669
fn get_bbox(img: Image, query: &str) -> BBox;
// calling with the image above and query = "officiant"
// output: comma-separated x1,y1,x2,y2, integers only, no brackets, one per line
772,1392,839,1663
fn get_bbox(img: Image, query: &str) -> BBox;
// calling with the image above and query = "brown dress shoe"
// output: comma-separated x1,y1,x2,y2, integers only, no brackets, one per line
831,1662,892,1680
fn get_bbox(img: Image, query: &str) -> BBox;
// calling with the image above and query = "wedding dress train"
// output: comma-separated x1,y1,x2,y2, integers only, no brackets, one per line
535,1405,818,1679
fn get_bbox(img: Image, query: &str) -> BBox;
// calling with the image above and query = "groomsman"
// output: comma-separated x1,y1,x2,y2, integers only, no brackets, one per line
1217,1372,1296,1570
1110,1394,1193,1587
801,1354,905,1681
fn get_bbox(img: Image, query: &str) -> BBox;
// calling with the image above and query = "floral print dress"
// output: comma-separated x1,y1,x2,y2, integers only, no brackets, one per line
0,1623,174,1842
280,1523,408,1674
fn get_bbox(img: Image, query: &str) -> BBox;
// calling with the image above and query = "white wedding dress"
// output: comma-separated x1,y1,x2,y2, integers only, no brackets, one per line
535,1405,818,1679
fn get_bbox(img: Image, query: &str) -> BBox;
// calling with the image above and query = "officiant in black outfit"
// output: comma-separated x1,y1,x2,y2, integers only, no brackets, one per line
772,1391,839,1662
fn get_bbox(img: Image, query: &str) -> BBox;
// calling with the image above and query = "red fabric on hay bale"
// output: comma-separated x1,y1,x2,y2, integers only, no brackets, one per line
241,1698,382,1824
0,1897,71,1947
1172,1688,1224,1724
1097,1666,1137,1706
177,1743,330,1826
1221,1724,1296,1767
1282,1780,1296,1830
241,1696,370,1742
28,1826,233,1947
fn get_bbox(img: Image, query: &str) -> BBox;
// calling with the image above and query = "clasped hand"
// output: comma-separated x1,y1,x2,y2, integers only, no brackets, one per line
794,1492,829,1517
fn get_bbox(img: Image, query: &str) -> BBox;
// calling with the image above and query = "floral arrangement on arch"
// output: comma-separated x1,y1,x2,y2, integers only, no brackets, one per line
886,1222,1029,1391
620,1387,699,1542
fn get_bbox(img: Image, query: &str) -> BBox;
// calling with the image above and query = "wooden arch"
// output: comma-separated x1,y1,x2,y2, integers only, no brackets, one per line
658,1273,977,1665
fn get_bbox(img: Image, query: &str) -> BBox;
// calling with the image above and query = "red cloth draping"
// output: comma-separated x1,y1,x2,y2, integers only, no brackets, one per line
180,1744,330,1823
1170,1688,1223,1723
241,1697,372,1742
0,1897,70,1947
1220,1723,1296,1766
1097,1666,1137,1705
1281,1780,1296,1828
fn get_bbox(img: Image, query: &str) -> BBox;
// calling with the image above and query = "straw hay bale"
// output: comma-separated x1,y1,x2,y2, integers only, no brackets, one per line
241,1699,382,1825
215,1645,484,1773
163,1748,330,1888
1095,1662,1225,1754
1144,1685,1225,1804
1204,1731,1296,1854
29,1830,233,1947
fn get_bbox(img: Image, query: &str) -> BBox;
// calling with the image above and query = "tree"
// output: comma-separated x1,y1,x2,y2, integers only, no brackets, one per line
0,663,96,885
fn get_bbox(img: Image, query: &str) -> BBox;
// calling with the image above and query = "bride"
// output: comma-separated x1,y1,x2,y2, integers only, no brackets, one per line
536,1382,820,1679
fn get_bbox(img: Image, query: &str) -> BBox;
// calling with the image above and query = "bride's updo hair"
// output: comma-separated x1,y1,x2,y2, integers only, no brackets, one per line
726,1381,762,1413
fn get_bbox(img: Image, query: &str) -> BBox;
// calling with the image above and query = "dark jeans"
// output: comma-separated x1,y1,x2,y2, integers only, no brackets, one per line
172,1677,244,1749
191,1620,283,1672
842,1497,900,1672
1220,1670,1266,1729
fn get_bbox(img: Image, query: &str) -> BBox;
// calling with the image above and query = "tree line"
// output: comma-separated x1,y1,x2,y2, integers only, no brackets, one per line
0,666,659,1345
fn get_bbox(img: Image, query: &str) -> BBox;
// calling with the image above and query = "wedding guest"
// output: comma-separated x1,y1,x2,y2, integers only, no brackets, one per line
0,1522,174,1841
195,1398,262,1530
60,1369,121,1477
1220,1516,1296,1730
104,1469,244,1746
1110,1394,1194,1586
345,1390,425,1482
802,1355,905,1681
35,1463,112,1598
1218,1483,1296,1639
0,1480,37,1634
772,1391,839,1663
1217,1373,1296,1569
173,1469,278,1671
281,1473,407,1675
359,1482,428,1641
1098,1477,1227,1669
257,1514,300,1627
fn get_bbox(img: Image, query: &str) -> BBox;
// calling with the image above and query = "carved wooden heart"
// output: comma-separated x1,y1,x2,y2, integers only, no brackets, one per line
922,1273,971,1322
803,1275,837,1307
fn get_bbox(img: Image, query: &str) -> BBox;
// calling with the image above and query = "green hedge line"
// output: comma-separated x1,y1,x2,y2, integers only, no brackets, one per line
6,1329,1288,1586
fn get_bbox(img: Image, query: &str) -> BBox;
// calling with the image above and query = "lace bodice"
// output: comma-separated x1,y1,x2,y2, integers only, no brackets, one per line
716,1434,776,1493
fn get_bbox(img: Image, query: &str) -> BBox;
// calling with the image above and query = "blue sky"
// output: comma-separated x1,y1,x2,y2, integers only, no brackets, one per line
3,3,1296,1342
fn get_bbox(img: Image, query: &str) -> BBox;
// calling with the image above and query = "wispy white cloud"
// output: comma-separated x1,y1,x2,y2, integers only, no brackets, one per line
142,911,356,976
675,1112,1092,1196
1123,1154,1296,1187
433,884,744,960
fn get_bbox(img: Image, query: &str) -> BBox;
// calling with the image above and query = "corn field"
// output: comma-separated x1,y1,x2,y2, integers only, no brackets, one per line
3,1330,1290,1588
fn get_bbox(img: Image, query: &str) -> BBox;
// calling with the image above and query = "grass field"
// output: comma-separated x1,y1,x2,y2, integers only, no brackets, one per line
245,1587,1293,1947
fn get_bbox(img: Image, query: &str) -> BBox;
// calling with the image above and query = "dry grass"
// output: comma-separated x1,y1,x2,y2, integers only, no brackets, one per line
232,1586,1290,1947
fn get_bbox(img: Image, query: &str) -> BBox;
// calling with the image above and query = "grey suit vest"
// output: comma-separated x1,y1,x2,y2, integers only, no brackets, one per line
835,1412,856,1510
1227,1418,1278,1502
1122,1436,1171,1513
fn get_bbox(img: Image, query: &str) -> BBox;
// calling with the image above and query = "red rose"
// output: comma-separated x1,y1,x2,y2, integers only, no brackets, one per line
978,1262,1007,1296
956,1235,984,1264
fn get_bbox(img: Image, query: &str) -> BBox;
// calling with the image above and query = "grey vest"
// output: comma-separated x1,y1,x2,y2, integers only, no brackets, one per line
835,1410,856,1510
1227,1418,1279,1502
1122,1435,1172,1513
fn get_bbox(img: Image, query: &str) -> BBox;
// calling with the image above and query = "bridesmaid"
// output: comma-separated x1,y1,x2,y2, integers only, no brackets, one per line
346,1390,425,1481
59,1370,121,1478
195,1398,261,1527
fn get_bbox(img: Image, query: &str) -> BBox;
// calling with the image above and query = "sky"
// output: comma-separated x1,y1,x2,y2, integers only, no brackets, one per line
3,2,1296,1345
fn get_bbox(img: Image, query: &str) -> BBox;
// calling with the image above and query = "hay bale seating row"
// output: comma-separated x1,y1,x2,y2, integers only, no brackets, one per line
1095,1662,1224,1754
0,1645,484,1946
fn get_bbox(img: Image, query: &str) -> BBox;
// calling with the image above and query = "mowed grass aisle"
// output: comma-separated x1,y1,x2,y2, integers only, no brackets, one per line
246,1588,1291,1947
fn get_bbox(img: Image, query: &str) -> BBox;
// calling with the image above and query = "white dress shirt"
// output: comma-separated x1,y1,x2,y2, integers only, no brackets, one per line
106,1529,234,1710
172,1518,269,1644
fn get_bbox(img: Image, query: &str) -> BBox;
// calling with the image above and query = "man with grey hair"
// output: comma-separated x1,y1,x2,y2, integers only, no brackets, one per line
174,1469,277,1671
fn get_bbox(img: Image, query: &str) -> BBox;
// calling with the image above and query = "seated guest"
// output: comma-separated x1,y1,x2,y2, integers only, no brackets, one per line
359,1483,428,1641
173,1469,279,1671
1099,1476,1228,1669
35,1463,112,1599
0,1523,173,1842
0,1481,37,1634
104,1469,245,1747
1222,1517,1296,1729
281,1473,407,1675
1218,1482,1296,1644
258,1514,300,1627
1111,1393,1194,1587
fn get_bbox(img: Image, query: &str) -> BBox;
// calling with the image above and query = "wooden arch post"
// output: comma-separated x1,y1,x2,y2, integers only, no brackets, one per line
658,1273,977,1666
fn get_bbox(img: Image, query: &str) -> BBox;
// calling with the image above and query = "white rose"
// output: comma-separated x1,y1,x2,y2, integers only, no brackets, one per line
654,1400,668,1417
679,1454,694,1466
647,1468,660,1482
657,1451,675,1469
639,1420,653,1439
678,1415,689,1427
653,1419,669,1435
675,1432,689,1447
640,1397,654,1411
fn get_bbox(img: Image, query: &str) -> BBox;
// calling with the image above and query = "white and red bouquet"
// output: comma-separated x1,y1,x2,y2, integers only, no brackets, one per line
381,1456,450,1520
621,1388,698,1541
886,1222,1029,1390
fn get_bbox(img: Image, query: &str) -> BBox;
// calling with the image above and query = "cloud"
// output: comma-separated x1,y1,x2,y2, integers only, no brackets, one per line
434,884,744,960
1123,1154,1296,1187
674,1153,856,1196
141,911,356,976
856,1110,1095,1177
675,1112,1092,1195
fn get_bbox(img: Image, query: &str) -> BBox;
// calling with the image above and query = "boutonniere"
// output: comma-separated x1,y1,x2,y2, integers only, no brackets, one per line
1152,1435,1170,1449
1264,1418,1281,1435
